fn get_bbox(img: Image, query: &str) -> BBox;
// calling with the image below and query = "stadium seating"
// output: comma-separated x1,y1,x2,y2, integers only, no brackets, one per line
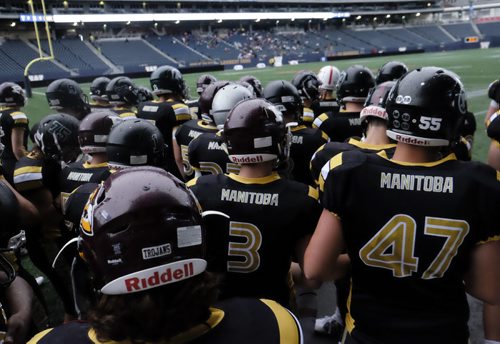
407,25,455,44
477,21,500,37
442,23,477,40
146,36,201,66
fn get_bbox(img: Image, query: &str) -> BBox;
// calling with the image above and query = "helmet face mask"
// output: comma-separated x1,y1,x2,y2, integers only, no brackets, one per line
106,77,140,106
150,65,188,99
385,67,467,147
263,80,303,121
239,76,263,98
291,71,321,102
78,167,207,295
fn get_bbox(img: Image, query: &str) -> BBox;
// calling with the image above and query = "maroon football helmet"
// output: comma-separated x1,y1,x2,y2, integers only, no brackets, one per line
223,98,289,164
198,80,231,123
196,74,217,95
360,81,395,122
78,110,120,154
79,166,206,295
239,75,263,98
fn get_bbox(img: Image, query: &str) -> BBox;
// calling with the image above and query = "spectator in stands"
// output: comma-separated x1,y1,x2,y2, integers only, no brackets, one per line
0,82,29,185
28,167,303,344
46,78,91,120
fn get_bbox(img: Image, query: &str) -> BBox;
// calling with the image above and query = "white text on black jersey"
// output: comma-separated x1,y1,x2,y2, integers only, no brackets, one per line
221,188,279,206
380,172,453,193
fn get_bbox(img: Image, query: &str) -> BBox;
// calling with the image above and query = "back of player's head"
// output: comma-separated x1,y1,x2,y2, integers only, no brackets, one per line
150,65,188,99
239,75,263,98
360,81,395,123
198,81,231,123
317,65,341,92
78,166,206,295
0,82,25,107
291,71,321,102
106,119,166,170
35,113,81,163
78,110,120,154
263,80,303,121
106,77,140,106
375,61,408,84
90,77,111,102
223,98,289,165
385,66,467,146
46,78,90,119
211,84,254,127
196,74,217,95
336,65,375,105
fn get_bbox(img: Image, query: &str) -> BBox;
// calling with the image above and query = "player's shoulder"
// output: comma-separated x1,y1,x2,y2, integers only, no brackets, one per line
27,321,92,344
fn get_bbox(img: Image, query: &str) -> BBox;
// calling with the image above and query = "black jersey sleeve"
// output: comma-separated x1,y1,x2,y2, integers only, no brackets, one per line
472,163,500,244
487,112,500,142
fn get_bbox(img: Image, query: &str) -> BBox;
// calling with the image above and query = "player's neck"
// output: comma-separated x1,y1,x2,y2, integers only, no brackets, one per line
238,162,274,178
344,102,363,113
392,143,441,163
365,124,390,145
88,153,107,165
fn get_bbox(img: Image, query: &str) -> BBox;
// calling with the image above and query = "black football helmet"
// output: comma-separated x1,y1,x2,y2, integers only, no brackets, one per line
0,82,25,107
89,77,110,101
211,84,254,127
385,67,467,147
78,111,120,154
137,86,154,103
375,61,409,84
196,74,217,95
336,65,375,105
46,79,90,119
223,98,289,164
264,80,303,121
106,77,140,106
78,166,206,295
360,81,396,122
198,81,231,123
488,79,500,104
35,113,81,163
150,65,188,99
106,119,167,170
239,75,263,98
291,71,321,102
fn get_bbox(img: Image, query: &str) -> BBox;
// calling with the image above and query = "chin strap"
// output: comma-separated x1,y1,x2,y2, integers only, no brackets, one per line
52,237,80,269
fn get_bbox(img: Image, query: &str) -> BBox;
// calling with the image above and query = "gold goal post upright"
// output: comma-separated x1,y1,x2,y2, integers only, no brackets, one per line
24,0,54,98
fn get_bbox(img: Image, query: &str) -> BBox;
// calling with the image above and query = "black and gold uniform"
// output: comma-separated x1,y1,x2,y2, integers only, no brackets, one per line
188,131,239,176
300,106,315,126
312,111,362,143
0,107,29,184
111,107,136,120
186,98,200,119
59,161,110,213
13,151,61,197
175,119,218,180
137,99,191,179
188,173,321,307
312,99,340,117
89,102,112,112
289,124,329,186
320,150,500,344
28,298,303,344
450,111,477,161
310,138,396,187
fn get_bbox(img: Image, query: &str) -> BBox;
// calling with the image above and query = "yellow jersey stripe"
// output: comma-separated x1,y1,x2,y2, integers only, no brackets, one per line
308,186,319,200
345,280,355,334
261,299,301,344
319,152,343,193
14,166,42,176
186,177,198,187
119,113,136,118
26,328,52,343
228,172,281,185
477,235,500,245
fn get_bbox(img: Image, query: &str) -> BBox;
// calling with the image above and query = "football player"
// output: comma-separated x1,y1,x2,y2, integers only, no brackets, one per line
28,167,304,343
291,71,322,125
105,76,139,120
136,65,191,180
0,82,29,185
88,77,111,111
374,60,408,84
186,74,218,119
187,82,252,178
313,65,375,143
486,79,500,170
305,67,500,344
188,98,321,309
46,78,91,120
315,65,341,115
487,111,500,170
310,81,396,187
239,75,263,97
264,80,329,186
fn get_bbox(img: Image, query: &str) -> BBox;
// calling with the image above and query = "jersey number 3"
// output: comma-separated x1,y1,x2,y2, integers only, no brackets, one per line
227,221,262,273
359,215,469,279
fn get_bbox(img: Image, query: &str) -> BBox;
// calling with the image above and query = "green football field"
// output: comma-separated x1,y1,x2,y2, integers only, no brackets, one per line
26,47,500,162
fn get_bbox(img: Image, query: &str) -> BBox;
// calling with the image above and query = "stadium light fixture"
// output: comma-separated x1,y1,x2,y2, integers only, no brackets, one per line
416,12,421,16
291,18,295,22
175,20,180,24
10,21,16,27
99,0,104,6
255,18,260,22
323,17,328,21
276,20,279,24
386,14,391,18
356,15,361,20
126,20,131,25
72,21,78,26
217,19,223,23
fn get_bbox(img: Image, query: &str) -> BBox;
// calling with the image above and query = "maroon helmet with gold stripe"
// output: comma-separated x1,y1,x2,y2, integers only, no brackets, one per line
79,166,206,295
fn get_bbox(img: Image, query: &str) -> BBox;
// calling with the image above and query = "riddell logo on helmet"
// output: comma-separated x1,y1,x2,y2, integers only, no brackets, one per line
395,134,430,145
125,262,194,292
230,155,264,163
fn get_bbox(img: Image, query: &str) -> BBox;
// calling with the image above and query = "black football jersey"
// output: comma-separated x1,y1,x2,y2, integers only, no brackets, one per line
111,107,136,120
188,131,240,177
185,98,200,119
449,111,477,161
313,111,362,142
319,150,500,344
289,124,329,186
311,99,340,117
59,161,110,213
13,151,61,197
137,99,191,179
175,120,218,179
300,106,315,126
28,298,303,344
188,173,321,307
0,107,29,160
310,138,396,187
89,102,113,112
